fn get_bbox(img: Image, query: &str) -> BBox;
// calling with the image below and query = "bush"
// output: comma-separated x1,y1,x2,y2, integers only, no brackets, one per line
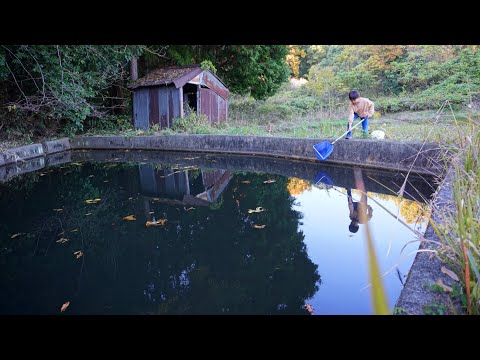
228,95,259,120
285,95,321,114
84,115,133,132
171,112,213,133
256,103,294,121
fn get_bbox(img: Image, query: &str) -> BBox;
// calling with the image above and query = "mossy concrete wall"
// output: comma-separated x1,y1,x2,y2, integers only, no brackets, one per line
395,166,458,314
70,135,444,175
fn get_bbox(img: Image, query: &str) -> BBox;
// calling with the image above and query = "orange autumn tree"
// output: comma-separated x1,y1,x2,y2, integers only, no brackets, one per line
287,178,311,196
286,45,307,79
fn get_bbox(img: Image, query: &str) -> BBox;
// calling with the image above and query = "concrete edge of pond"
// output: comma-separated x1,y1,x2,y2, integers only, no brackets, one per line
0,138,71,167
395,165,459,315
1,135,446,176
69,135,445,176
0,135,456,314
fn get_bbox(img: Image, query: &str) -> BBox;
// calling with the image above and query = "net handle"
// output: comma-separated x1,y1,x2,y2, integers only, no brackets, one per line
332,119,365,145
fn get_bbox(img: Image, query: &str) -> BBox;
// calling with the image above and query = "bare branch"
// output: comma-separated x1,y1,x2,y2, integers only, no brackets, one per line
1,45,40,92
2,54,28,102
141,45,168,58
56,45,64,96
23,45,47,102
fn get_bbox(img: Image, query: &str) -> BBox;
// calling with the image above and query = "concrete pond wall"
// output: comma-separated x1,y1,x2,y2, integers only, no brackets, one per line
70,135,444,176
0,134,455,314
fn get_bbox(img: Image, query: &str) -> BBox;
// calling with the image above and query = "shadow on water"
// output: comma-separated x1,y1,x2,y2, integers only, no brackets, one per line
0,150,436,314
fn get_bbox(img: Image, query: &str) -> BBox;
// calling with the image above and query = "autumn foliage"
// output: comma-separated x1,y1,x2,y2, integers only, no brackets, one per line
287,178,311,196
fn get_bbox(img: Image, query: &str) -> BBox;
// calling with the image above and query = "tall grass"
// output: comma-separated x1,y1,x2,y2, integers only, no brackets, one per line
430,110,480,315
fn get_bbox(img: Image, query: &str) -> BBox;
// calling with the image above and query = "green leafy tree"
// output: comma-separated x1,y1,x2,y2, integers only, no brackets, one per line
307,66,347,118
0,45,145,130
151,45,290,100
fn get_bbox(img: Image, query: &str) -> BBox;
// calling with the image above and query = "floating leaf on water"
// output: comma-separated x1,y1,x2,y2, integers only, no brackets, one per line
441,266,460,282
435,279,453,293
85,199,101,204
53,208,63,212
11,233,25,239
123,215,136,221
145,219,167,227
263,179,276,184
73,250,83,259
60,301,70,312
184,207,195,211
71,229,79,232
56,238,69,243
241,180,251,184
304,303,314,314
253,225,266,229
248,207,266,214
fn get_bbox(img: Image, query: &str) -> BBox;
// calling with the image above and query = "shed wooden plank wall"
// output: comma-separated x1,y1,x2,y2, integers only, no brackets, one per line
157,86,182,128
199,88,227,124
218,96,227,122
148,87,159,126
133,88,150,130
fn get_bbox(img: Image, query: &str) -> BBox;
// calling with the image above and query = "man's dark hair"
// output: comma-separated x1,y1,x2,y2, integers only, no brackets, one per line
349,222,359,233
349,90,360,101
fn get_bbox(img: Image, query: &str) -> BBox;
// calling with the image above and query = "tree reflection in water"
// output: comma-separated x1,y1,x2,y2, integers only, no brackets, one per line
0,161,320,315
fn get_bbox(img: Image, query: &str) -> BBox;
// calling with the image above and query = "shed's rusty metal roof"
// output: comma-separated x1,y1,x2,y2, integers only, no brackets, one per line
129,65,203,90
129,65,229,93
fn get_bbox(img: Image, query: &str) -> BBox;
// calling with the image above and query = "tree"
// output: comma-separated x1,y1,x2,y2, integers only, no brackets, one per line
286,45,306,79
0,45,145,130
307,66,347,119
155,45,290,100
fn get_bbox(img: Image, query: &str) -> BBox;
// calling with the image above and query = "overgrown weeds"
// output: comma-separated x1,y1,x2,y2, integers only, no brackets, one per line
428,107,480,315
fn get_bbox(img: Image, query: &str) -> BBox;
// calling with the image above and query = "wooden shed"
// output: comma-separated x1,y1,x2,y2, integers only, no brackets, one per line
129,65,230,129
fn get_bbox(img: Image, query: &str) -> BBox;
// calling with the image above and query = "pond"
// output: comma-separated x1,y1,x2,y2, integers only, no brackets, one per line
0,151,435,315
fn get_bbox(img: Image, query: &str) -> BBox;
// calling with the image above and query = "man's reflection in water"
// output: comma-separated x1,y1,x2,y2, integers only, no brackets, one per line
346,188,373,233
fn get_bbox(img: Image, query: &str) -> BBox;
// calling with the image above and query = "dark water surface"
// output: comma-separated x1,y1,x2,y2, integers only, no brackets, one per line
0,151,435,314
